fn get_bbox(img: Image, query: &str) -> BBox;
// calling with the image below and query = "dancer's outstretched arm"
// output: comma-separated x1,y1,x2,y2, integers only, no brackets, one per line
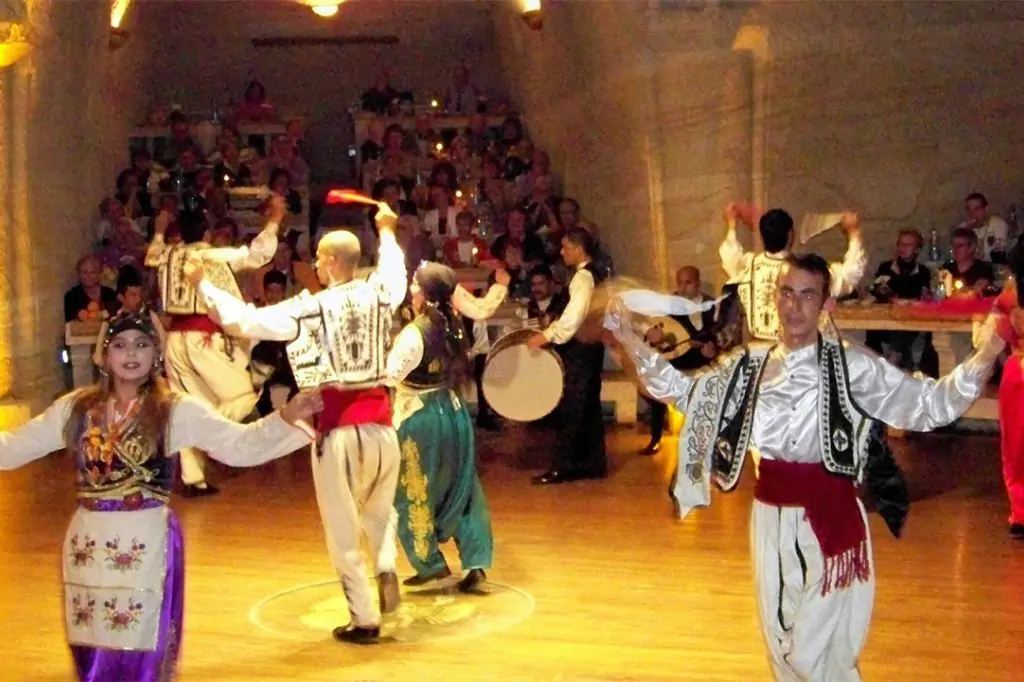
0,394,76,470
169,392,318,467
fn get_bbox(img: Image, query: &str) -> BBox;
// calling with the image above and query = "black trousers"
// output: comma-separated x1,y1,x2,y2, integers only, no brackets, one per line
553,341,607,475
473,354,495,423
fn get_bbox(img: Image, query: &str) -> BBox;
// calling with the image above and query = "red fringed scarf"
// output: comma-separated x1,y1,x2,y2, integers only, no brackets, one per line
754,458,871,595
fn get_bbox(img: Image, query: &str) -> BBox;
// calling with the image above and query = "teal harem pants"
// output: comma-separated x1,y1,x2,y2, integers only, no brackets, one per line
393,388,494,577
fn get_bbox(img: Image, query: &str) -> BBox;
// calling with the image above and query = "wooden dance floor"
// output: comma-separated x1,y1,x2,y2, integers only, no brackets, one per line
2,424,1023,681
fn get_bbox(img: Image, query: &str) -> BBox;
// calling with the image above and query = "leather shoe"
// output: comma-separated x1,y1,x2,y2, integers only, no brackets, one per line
1010,523,1024,539
377,571,401,614
640,441,661,455
403,566,452,586
458,568,487,593
332,624,380,644
532,469,601,485
181,483,219,498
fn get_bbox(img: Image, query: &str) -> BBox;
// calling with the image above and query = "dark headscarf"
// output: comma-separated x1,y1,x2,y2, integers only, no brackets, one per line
414,263,470,386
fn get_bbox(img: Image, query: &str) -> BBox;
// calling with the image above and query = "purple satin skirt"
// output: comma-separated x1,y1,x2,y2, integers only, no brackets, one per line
69,500,184,682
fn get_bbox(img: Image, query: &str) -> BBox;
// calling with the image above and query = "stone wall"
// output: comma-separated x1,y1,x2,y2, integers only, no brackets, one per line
0,0,148,421
493,0,1024,289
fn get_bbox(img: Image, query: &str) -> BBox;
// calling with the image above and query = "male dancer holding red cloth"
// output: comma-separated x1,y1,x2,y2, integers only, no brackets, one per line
185,204,406,645
606,254,1007,681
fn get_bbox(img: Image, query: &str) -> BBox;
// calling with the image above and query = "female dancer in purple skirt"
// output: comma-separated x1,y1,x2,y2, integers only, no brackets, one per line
0,311,321,681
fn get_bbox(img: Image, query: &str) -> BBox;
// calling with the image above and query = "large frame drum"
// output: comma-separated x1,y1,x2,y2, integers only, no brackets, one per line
481,329,564,421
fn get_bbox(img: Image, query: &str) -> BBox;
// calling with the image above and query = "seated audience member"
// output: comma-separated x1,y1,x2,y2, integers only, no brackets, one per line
491,244,530,300
235,79,276,125
65,255,119,323
526,265,561,328
490,207,545,265
251,270,300,416
866,229,939,376
209,217,240,247
251,241,321,304
442,211,491,268
96,217,147,288
422,184,460,245
361,72,401,115
945,227,996,293
92,265,167,366
960,192,1010,263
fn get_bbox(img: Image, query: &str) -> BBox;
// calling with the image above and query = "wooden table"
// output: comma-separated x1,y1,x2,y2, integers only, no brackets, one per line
831,303,996,421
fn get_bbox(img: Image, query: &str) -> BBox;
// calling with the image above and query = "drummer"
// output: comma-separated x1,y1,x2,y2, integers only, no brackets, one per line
527,228,608,485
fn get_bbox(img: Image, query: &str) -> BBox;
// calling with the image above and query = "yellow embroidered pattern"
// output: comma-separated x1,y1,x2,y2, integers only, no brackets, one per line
399,438,433,561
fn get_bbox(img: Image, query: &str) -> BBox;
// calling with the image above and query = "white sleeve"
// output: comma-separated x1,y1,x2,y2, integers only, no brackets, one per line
0,394,75,470
369,230,408,313
144,235,169,268
196,279,317,341
719,225,751,280
543,270,594,345
202,222,279,272
168,395,312,466
385,326,425,386
848,317,1005,430
453,284,508,321
828,232,868,297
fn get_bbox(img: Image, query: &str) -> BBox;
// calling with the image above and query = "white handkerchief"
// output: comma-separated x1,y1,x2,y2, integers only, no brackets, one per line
797,213,845,245
603,289,723,330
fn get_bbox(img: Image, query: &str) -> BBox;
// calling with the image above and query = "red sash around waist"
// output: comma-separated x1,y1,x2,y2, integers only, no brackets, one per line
316,386,392,434
167,314,222,335
754,458,870,595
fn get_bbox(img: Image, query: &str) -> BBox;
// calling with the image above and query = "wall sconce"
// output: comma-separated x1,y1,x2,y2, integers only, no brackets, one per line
0,22,31,69
110,0,134,50
304,0,346,18
521,0,543,30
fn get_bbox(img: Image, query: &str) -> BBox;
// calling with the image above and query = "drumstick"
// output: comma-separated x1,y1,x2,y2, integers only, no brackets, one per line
325,189,380,207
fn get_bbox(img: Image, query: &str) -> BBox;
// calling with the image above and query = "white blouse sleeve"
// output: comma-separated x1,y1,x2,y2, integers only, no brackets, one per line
202,222,279,272
0,393,75,470
167,395,312,467
369,230,409,314
848,316,1006,430
385,325,425,386
453,284,508,320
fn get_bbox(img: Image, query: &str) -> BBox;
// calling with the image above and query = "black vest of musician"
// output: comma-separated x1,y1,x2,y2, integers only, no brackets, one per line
667,304,719,371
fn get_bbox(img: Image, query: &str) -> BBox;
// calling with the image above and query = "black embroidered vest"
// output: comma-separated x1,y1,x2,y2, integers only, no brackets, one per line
403,315,452,390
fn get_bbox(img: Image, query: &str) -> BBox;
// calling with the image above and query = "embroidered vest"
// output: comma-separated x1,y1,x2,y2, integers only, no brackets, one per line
286,281,394,390
71,399,175,504
673,333,873,515
736,253,786,341
404,315,452,390
160,242,243,315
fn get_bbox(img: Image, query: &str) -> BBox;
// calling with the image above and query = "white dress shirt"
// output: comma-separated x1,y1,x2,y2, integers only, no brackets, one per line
543,263,595,345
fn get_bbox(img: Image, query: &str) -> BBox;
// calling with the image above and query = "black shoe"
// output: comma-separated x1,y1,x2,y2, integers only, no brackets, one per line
402,566,452,586
1010,523,1024,539
532,469,599,485
332,624,380,644
181,483,220,498
476,418,501,432
640,440,661,455
377,572,401,614
458,568,487,593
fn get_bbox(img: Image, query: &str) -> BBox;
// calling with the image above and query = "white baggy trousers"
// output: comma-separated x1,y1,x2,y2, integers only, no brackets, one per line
312,423,401,628
164,330,259,485
751,499,876,682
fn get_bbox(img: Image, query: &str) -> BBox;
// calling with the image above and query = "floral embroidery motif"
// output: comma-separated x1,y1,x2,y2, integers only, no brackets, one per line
80,400,142,485
71,593,96,627
69,534,97,567
399,438,434,561
104,537,146,572
103,596,144,631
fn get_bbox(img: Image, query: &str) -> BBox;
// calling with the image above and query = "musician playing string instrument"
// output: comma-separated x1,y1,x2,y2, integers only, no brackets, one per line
638,266,724,454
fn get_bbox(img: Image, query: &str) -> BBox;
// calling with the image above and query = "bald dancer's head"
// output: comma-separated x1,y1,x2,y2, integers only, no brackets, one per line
675,266,701,300
314,230,362,286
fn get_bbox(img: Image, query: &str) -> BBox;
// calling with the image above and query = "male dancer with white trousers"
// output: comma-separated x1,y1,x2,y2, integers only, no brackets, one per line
186,204,405,644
